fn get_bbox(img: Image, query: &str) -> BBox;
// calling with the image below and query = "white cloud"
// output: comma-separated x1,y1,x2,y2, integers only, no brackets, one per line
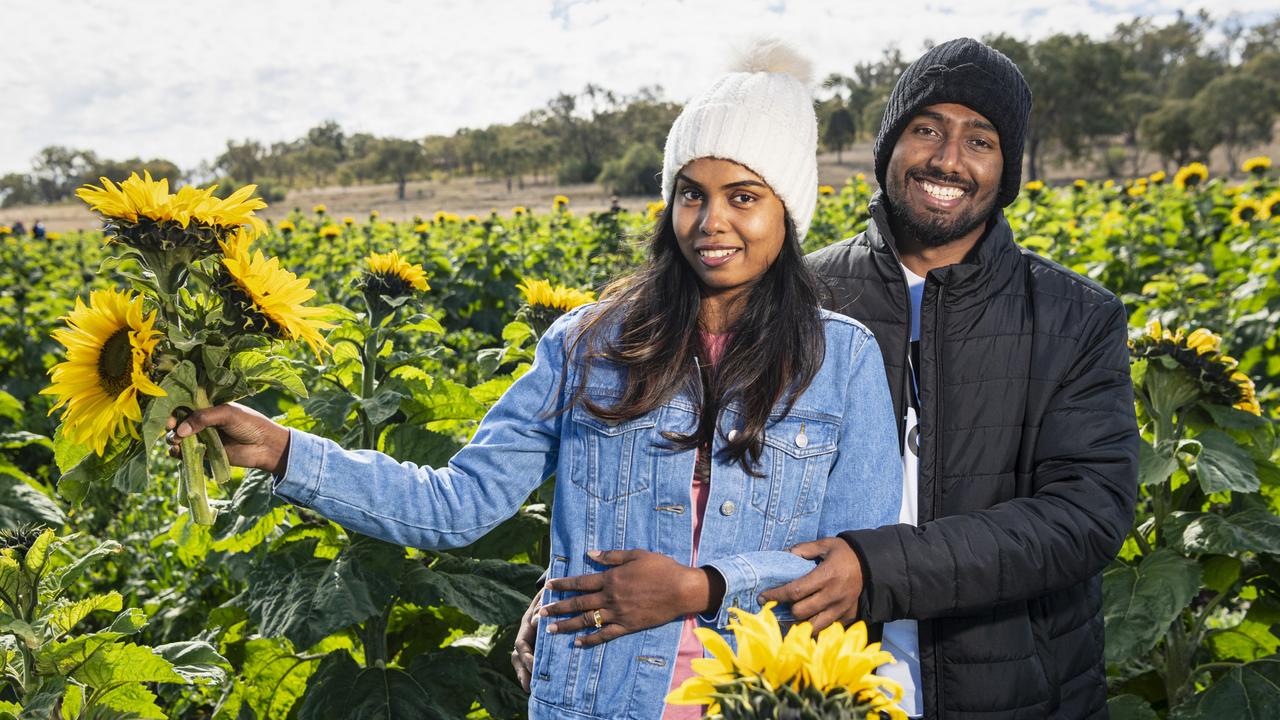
0,0,1270,175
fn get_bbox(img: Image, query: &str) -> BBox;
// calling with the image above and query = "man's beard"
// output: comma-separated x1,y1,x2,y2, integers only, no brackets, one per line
886,167,996,248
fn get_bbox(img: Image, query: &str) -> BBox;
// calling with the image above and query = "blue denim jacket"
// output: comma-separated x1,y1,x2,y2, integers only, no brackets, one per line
274,304,902,720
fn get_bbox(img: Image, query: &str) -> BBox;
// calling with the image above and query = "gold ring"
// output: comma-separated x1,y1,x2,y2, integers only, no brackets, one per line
592,610,603,629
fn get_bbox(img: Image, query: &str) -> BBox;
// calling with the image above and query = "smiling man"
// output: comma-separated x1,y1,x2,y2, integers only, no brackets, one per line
767,38,1140,718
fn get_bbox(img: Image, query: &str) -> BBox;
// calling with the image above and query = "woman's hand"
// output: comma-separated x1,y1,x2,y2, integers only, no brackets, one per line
511,587,542,692
166,403,291,476
539,549,724,648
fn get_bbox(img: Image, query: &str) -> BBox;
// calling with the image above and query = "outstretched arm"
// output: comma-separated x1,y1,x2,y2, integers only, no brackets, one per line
168,308,583,550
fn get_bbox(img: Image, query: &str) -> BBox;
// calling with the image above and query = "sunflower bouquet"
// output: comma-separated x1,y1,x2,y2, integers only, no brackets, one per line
667,603,906,720
41,172,332,524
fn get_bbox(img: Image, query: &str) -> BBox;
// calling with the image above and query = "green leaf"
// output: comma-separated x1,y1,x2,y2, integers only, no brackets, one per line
140,360,198,449
400,555,540,626
303,390,357,433
40,638,182,686
1207,620,1280,662
234,536,405,650
18,677,65,720
1139,438,1178,486
56,435,134,506
1169,655,1280,719
51,425,90,476
233,351,309,398
0,475,66,530
50,540,121,594
404,378,487,427
23,529,56,574
1166,509,1280,556
154,641,230,684
93,682,165,719
0,391,23,425
401,316,445,335
1201,403,1269,430
1108,694,1158,720
450,503,549,561
1194,429,1259,494
210,506,288,554
1201,555,1243,594
43,591,123,637
1103,549,1201,664
212,637,317,720
357,384,408,426
296,650,449,720
382,424,462,468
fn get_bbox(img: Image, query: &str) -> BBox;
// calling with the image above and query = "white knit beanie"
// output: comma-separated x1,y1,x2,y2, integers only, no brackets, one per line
662,38,819,240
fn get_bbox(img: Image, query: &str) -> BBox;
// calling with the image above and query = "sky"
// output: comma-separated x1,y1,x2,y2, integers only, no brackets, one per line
2,0,1276,176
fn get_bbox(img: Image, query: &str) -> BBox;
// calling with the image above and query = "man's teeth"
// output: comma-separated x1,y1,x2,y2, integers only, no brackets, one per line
921,181,965,200
699,249,739,258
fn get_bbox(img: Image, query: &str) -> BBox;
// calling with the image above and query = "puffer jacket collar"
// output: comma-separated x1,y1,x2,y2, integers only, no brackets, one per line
864,191,1023,311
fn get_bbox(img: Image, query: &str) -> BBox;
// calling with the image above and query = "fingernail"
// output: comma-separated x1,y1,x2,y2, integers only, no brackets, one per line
547,623,558,634
538,608,548,617
176,422,192,438
586,550,601,559
574,638,583,647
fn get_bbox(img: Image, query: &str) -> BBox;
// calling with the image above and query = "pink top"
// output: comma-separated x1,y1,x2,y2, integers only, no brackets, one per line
664,332,729,719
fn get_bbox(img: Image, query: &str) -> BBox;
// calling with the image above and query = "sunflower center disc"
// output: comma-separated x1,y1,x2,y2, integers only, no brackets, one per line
97,329,134,398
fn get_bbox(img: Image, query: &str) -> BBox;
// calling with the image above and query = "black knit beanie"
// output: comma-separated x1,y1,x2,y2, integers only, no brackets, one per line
873,38,1033,209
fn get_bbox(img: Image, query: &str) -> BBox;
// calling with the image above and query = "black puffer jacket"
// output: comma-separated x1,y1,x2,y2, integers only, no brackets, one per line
808,195,1139,719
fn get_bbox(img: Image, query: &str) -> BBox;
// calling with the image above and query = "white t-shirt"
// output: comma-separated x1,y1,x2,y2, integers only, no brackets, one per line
878,263,924,717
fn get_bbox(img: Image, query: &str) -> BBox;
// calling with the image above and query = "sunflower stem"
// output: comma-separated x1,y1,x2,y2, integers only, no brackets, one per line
200,428,232,486
360,329,379,450
180,434,216,525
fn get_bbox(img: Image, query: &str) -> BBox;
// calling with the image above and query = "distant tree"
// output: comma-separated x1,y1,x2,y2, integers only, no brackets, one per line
215,140,265,185
89,158,182,185
0,173,39,208
1191,70,1280,171
1140,98,1199,167
545,85,619,183
305,120,346,158
30,146,97,203
822,106,857,164
598,142,662,196
368,138,426,200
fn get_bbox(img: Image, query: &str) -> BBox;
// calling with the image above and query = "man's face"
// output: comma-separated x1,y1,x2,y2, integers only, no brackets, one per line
885,103,1002,247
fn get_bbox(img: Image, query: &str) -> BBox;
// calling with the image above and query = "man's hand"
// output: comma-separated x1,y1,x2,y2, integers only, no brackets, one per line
759,537,863,632
539,549,720,648
165,403,291,476
511,587,541,692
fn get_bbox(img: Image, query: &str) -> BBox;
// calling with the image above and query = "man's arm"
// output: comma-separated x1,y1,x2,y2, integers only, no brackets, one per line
841,297,1139,623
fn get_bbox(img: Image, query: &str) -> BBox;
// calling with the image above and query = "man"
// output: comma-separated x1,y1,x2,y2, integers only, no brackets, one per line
516,38,1138,719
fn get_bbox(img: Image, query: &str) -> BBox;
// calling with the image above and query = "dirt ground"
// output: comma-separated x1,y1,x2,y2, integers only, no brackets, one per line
3,140,1274,233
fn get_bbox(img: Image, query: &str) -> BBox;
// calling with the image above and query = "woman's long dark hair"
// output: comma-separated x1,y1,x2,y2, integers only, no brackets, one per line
565,202,826,474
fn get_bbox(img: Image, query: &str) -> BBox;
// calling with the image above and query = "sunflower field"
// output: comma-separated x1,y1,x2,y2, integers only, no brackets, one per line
0,158,1277,719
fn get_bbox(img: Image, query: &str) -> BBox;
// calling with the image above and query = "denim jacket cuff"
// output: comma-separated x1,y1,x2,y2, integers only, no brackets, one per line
699,555,758,629
272,428,326,507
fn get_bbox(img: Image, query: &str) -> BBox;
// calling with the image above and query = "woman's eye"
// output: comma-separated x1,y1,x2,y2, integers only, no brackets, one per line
733,193,756,204
680,188,702,202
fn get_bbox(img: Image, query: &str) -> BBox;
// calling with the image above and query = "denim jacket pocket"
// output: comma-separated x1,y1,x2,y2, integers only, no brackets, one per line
751,416,839,522
568,403,657,502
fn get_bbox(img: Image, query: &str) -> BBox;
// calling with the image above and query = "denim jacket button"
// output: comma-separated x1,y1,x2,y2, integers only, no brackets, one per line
720,500,736,516
727,429,738,442
795,432,809,448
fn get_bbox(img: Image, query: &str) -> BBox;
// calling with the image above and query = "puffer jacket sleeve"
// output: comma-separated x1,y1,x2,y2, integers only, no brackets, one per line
839,297,1139,622
272,307,582,550
700,322,903,628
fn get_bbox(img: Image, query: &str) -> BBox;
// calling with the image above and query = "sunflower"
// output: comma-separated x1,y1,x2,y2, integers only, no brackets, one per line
667,603,906,719
518,279,594,313
343,216,354,226
412,222,430,234
369,210,380,219
1261,191,1280,219
646,200,667,221
277,220,296,233
1242,156,1270,176
1131,321,1260,416
77,172,265,256
1173,162,1209,190
1231,199,1264,225
553,194,570,209
318,225,341,239
511,206,527,216
0,226,10,236
1127,184,1147,198
218,231,332,355
818,185,836,196
465,214,479,223
1024,180,1045,195
41,289,166,455
1073,179,1087,192
364,250,430,294
313,204,327,214
1149,170,1167,185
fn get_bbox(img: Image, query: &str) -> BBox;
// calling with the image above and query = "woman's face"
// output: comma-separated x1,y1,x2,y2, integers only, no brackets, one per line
672,158,787,302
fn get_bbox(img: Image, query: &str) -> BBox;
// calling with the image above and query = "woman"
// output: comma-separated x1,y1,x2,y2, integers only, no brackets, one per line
169,40,901,720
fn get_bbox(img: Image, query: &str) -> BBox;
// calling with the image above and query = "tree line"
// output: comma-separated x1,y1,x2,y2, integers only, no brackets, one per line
3,11,1278,209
